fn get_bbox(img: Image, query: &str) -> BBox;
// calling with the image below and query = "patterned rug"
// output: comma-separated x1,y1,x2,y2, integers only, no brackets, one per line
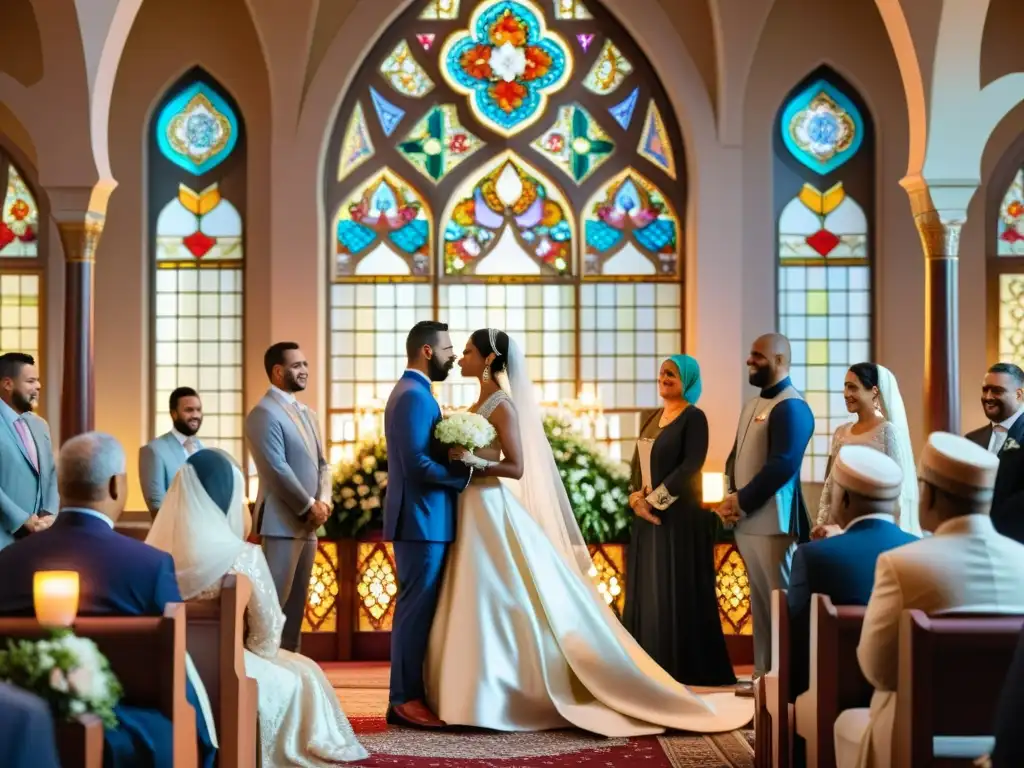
327,663,755,767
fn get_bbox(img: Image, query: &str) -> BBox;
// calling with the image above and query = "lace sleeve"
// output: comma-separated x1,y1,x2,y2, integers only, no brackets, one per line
879,421,906,524
232,544,285,658
816,425,847,525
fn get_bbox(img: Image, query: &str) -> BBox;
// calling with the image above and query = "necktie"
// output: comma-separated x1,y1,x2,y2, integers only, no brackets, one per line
14,418,38,471
183,437,198,455
292,402,317,454
991,424,1009,455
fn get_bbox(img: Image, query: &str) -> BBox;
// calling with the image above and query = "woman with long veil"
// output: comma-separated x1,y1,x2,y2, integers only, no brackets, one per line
815,363,920,537
424,328,753,736
145,449,368,766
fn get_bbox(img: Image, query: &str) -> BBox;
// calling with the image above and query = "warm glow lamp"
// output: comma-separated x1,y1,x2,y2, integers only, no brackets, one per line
33,570,80,628
702,472,725,505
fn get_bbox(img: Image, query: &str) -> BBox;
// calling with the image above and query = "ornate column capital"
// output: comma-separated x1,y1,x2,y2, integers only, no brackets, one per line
55,214,106,263
900,175,975,260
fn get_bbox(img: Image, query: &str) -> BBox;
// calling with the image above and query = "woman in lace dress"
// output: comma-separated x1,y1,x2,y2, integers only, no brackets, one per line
425,329,753,736
814,363,920,537
146,450,368,766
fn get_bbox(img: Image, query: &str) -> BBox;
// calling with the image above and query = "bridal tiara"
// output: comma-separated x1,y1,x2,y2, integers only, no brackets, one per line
487,327,500,355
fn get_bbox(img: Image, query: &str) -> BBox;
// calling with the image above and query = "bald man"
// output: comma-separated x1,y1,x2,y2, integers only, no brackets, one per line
719,333,815,691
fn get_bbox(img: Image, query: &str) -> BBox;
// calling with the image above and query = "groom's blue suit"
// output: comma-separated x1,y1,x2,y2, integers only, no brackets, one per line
384,370,470,705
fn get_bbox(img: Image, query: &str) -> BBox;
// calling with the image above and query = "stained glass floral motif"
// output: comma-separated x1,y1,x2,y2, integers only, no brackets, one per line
398,104,484,182
609,86,639,130
576,33,595,52
155,183,243,262
417,33,436,51
356,541,398,631
420,0,459,19
781,79,863,175
778,182,867,262
302,541,339,632
637,101,676,179
1000,274,1024,366
0,165,38,258
380,40,435,98
997,169,1024,256
583,39,632,95
155,82,239,175
369,87,405,137
555,0,592,19
440,0,572,136
335,168,431,277
442,152,573,275
531,103,613,183
583,169,678,276
337,102,375,182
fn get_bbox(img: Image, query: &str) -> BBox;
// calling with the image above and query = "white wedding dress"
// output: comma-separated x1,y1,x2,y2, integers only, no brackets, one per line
424,385,754,737
146,459,368,767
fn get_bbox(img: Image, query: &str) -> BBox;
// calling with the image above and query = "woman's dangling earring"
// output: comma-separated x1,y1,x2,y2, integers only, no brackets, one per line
483,365,491,382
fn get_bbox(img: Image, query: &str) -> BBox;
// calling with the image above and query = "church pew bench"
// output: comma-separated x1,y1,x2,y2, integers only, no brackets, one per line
765,588,793,768
794,595,869,768
754,674,773,768
186,574,259,768
0,603,198,768
896,610,1024,767
55,713,104,768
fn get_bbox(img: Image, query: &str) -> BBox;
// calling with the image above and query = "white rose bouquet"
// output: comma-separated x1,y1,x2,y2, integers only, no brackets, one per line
0,630,122,728
434,412,497,453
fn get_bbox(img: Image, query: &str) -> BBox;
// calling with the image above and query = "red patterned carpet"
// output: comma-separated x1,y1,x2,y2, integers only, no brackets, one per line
326,662,756,767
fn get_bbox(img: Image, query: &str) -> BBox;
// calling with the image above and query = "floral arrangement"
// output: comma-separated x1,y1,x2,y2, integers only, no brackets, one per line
321,437,389,540
434,412,497,452
0,630,122,728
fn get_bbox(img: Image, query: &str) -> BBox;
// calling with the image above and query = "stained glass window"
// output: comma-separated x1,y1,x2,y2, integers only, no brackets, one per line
325,0,686,463
774,70,874,482
148,70,248,476
995,168,1024,367
0,156,42,371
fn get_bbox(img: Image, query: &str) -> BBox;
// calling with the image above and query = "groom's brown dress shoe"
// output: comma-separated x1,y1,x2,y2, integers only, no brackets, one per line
386,700,447,729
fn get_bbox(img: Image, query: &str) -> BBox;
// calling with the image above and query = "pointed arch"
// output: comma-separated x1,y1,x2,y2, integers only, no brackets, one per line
773,66,875,483
323,0,687,462
147,67,248,473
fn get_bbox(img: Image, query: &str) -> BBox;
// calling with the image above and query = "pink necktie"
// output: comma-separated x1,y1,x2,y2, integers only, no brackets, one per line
14,419,38,471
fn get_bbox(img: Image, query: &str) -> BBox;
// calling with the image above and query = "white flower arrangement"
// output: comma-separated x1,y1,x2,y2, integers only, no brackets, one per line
0,630,122,727
434,411,497,452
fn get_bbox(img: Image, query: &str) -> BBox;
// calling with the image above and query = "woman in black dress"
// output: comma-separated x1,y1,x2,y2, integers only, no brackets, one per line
623,354,736,686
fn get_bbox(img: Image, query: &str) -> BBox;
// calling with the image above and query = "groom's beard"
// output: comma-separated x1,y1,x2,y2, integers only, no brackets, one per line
427,355,455,382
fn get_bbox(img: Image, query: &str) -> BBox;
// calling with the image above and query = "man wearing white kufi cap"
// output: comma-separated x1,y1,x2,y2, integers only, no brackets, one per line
788,446,918,706
834,433,1024,768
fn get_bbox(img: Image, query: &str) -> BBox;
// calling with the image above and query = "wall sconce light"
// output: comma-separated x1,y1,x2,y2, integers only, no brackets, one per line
702,472,725,505
33,570,80,628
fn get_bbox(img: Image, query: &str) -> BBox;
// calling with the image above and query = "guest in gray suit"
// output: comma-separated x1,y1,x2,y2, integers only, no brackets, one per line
139,386,205,516
0,353,58,550
246,342,332,652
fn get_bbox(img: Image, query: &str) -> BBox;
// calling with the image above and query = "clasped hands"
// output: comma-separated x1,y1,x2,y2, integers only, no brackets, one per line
629,487,661,526
21,513,54,534
309,500,332,527
448,446,491,470
714,494,743,525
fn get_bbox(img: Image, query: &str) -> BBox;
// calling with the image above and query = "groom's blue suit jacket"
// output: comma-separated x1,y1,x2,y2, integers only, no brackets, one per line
383,371,470,542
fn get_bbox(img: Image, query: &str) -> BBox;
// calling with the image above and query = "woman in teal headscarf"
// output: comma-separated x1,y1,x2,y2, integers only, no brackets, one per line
624,355,736,686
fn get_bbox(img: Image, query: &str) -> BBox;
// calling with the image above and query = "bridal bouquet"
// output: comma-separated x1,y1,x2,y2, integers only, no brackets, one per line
0,630,122,727
434,412,496,452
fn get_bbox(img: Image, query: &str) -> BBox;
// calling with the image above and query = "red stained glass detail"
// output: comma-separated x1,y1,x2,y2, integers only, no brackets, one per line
416,33,435,51
0,223,14,250
1001,228,1024,243
806,229,840,257
183,231,217,258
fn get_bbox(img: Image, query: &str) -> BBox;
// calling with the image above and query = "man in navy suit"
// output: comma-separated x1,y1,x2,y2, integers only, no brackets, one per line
788,445,918,702
0,682,60,768
0,432,217,768
384,321,471,729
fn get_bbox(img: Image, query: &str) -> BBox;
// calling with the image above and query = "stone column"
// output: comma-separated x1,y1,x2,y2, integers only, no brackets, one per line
903,179,973,436
56,214,105,441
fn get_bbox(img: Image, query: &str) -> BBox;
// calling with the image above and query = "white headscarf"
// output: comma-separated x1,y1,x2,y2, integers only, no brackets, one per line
876,365,921,535
145,450,248,599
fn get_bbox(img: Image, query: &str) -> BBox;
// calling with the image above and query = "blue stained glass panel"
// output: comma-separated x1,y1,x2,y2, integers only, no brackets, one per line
155,82,239,175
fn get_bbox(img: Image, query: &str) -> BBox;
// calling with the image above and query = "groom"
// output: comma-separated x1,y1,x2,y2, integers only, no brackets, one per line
385,321,472,729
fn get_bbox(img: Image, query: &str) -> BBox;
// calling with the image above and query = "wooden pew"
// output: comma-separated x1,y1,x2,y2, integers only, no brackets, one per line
55,714,104,768
764,589,792,768
795,595,870,768
896,610,1024,767
186,574,259,768
753,675,773,768
0,604,198,768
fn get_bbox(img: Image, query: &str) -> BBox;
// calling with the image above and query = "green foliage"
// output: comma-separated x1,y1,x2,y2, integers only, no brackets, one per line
0,630,122,728
323,415,632,544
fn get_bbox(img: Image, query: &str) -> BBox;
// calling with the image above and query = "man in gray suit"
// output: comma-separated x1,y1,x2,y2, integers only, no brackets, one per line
246,342,332,652
0,353,58,550
139,386,204,516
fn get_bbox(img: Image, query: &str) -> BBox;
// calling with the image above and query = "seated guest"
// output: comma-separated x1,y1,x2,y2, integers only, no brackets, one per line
991,628,1024,767
835,432,1024,768
788,445,918,702
0,432,217,768
147,448,368,764
139,386,205,517
0,682,59,768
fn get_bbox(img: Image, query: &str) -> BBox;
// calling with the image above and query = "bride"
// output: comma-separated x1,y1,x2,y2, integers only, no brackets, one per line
146,449,368,766
425,328,754,736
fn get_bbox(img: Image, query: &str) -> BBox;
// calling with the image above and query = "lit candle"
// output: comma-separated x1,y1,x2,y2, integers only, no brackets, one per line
702,472,725,505
33,571,80,628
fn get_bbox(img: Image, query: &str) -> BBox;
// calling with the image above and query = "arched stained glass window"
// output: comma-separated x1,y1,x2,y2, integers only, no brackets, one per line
148,70,247,473
994,167,1024,367
0,152,42,367
773,69,874,482
324,0,686,464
